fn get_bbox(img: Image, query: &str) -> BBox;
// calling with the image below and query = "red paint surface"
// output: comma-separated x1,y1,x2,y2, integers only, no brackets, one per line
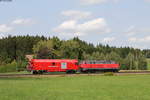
79,64,120,69
27,59,120,72
28,59,78,72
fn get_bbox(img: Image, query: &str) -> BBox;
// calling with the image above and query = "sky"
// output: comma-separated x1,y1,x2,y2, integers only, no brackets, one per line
0,0,150,49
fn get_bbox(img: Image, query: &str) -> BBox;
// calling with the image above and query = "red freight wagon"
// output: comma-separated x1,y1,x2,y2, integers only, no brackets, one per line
27,59,78,74
79,60,120,73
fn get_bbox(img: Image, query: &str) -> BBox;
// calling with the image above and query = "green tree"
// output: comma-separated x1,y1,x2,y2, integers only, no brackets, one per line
124,52,135,70
60,40,81,59
33,40,58,59
105,51,121,62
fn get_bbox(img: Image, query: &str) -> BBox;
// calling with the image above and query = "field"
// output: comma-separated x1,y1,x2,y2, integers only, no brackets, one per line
0,75,150,100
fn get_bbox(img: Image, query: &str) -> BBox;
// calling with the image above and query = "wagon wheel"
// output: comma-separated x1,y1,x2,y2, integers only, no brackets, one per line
32,71,38,75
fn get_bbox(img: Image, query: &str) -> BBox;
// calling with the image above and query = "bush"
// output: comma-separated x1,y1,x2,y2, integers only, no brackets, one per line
104,72,114,76
16,61,28,71
0,61,17,73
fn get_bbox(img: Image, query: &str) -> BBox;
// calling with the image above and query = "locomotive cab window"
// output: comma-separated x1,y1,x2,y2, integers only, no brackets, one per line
52,62,56,66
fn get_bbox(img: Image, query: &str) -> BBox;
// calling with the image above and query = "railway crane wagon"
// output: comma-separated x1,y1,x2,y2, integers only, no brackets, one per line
27,59,120,74
27,59,78,74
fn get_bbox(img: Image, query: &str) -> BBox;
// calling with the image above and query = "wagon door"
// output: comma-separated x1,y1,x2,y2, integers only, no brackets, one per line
61,62,67,69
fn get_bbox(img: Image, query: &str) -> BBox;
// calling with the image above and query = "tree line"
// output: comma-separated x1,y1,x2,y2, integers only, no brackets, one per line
0,35,150,72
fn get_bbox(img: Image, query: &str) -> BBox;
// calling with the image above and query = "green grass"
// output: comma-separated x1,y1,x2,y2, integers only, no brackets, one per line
0,75,150,100
147,58,150,70
0,71,30,74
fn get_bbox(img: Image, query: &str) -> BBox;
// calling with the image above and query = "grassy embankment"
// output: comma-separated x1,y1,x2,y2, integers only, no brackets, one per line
0,75,150,100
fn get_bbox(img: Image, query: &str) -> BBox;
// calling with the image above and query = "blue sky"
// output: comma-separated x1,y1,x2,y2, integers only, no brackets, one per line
0,0,150,49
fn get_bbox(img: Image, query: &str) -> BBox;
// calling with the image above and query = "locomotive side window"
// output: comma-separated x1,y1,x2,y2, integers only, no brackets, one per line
75,62,78,65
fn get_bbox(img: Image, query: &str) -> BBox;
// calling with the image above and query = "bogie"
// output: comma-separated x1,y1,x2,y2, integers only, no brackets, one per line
66,70,76,74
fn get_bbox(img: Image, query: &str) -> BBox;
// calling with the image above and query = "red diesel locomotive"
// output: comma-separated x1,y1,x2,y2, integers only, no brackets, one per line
27,59,120,74
79,60,119,73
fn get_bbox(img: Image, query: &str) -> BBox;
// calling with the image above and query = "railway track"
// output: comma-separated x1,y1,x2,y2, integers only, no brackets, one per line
0,71,150,78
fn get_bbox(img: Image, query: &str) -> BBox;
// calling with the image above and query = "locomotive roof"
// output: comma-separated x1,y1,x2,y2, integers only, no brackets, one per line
31,59,78,62
80,60,116,64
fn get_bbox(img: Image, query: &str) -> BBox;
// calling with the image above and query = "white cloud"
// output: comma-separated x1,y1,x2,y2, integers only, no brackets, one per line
61,10,92,20
102,37,115,43
128,37,137,42
80,0,119,5
145,0,150,2
128,36,150,49
126,26,150,49
0,18,35,34
125,25,137,36
12,18,34,25
0,24,13,32
0,33,6,39
80,0,107,5
125,26,150,36
53,18,111,37
128,36,150,43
